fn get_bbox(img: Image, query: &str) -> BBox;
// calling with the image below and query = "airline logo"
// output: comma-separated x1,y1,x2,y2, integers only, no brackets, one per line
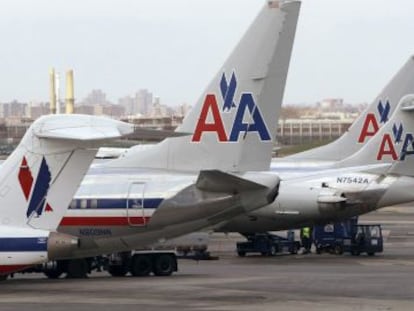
18,156,53,218
192,71,271,142
376,121,414,161
358,100,391,143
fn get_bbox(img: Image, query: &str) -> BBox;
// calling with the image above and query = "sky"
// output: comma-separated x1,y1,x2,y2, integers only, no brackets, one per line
1,0,414,106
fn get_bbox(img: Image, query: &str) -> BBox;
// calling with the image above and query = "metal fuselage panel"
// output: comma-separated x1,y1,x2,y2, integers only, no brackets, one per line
58,167,196,239
55,166,278,258
53,160,414,258
218,164,414,233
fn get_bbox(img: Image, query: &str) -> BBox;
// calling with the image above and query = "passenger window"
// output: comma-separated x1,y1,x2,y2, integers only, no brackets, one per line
91,199,98,209
80,199,88,209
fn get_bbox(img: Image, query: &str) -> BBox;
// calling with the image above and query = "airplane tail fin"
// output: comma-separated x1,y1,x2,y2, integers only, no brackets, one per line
110,1,301,172
0,114,133,231
336,94,414,177
287,55,414,161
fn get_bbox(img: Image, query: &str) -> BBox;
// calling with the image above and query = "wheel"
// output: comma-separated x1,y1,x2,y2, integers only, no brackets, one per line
108,265,128,277
334,245,343,255
43,261,63,279
44,269,63,279
153,254,175,276
316,247,322,255
367,252,375,256
237,251,246,257
290,245,299,255
351,250,360,256
130,255,152,277
66,259,89,278
268,245,277,256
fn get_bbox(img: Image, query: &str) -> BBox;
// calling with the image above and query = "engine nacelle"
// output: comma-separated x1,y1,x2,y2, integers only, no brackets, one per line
276,185,347,219
317,188,347,216
47,232,79,260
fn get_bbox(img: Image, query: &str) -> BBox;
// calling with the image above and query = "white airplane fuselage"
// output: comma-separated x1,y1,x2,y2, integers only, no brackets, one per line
54,166,279,259
54,160,414,259
218,164,414,232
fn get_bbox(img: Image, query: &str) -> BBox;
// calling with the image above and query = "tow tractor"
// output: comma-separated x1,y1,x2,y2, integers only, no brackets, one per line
313,217,383,256
17,250,178,279
16,232,215,279
236,231,300,257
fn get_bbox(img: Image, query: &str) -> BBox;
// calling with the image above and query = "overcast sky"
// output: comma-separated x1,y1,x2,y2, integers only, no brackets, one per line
1,0,414,106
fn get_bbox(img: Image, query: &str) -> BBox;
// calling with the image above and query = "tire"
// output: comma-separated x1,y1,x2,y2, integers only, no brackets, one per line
66,259,89,279
290,245,298,255
153,254,175,276
268,245,277,257
44,261,63,279
367,252,375,256
44,269,63,279
334,245,343,255
351,250,360,256
108,265,128,277
237,251,246,257
130,255,152,277
316,247,322,255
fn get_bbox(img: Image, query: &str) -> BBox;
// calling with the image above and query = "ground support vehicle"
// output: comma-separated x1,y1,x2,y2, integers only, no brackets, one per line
236,231,300,257
313,217,383,256
18,250,178,279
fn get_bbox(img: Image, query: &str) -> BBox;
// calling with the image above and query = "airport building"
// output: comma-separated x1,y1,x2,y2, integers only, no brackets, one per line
277,118,354,145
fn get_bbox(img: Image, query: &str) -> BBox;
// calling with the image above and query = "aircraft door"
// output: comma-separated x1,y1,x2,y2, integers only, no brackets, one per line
126,182,147,226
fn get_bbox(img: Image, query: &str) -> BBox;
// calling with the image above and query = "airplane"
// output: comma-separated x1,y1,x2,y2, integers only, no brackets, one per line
0,114,133,277
278,55,414,165
23,0,299,277
147,55,414,249
217,92,414,233
96,55,414,169
31,1,414,275
16,1,414,278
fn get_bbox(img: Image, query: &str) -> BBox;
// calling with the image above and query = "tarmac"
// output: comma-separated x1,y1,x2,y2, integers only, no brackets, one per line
2,206,414,311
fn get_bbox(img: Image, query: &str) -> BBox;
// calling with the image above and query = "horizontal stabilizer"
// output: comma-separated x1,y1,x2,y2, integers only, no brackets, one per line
196,170,274,193
33,115,133,141
132,128,192,140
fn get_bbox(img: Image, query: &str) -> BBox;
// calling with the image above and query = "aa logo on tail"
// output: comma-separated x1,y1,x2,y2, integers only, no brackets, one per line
192,71,271,143
18,156,53,218
376,122,414,161
358,100,391,143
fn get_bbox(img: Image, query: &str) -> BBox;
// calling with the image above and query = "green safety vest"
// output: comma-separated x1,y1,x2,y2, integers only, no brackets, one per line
302,227,310,238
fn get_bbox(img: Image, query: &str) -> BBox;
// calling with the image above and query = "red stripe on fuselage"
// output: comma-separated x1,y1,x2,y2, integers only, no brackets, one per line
0,264,31,275
59,217,150,226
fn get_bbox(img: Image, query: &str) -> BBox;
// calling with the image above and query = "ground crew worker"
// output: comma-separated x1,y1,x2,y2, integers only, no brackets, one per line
300,227,312,254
